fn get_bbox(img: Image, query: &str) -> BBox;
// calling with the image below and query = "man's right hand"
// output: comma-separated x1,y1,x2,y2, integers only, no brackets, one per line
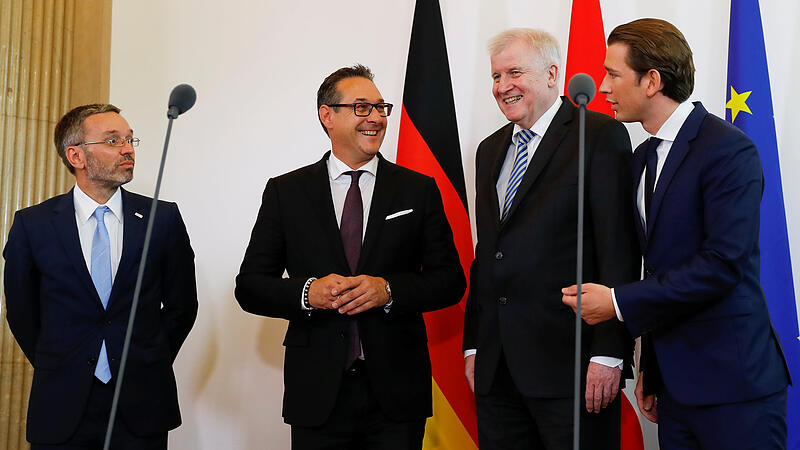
464,354,476,393
635,372,658,423
307,274,349,309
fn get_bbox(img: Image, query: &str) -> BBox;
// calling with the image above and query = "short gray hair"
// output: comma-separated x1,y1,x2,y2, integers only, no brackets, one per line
488,28,562,71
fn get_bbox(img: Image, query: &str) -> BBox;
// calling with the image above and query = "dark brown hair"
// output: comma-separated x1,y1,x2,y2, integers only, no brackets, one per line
54,103,121,173
608,18,695,102
316,64,374,135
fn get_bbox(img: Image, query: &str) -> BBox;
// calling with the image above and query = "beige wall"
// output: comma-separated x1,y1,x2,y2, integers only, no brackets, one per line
0,1,111,448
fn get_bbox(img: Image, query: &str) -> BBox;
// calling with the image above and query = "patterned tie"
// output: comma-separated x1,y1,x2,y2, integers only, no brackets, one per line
340,171,363,368
91,206,112,383
644,137,662,231
502,129,536,221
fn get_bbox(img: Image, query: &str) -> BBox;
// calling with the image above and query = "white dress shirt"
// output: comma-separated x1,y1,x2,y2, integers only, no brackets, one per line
327,152,378,236
301,153,380,311
611,101,695,321
74,184,124,281
495,97,562,211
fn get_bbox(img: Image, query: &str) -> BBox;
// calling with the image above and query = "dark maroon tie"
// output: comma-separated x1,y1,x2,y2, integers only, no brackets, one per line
341,170,363,367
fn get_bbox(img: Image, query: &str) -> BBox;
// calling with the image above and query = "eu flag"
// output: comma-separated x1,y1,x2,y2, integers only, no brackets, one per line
726,0,799,447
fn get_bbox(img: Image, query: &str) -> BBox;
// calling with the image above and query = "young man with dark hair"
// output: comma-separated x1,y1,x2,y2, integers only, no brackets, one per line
563,18,791,450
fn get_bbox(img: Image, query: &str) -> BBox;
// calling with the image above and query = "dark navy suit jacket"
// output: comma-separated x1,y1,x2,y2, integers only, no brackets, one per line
615,103,790,406
3,188,197,444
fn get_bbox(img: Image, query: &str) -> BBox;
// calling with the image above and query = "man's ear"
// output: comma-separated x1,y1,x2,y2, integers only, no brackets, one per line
546,64,559,88
644,69,664,98
319,105,335,131
65,145,85,171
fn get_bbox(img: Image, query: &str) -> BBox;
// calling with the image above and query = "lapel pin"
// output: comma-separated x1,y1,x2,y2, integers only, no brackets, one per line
134,212,143,219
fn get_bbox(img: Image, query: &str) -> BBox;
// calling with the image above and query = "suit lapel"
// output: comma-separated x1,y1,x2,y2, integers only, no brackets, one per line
646,102,707,242
305,153,351,273
110,188,147,309
631,142,648,251
502,99,572,225
358,155,396,273
51,189,103,308
489,124,514,226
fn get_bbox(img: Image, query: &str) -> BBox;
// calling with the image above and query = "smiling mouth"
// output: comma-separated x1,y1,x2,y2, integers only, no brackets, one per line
359,130,378,136
504,95,522,104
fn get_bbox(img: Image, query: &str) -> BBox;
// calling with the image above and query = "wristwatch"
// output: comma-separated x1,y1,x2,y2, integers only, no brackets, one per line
384,280,392,301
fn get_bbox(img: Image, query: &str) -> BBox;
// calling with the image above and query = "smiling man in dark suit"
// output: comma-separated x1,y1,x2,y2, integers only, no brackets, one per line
562,18,791,450
3,103,198,449
462,28,639,450
234,64,465,450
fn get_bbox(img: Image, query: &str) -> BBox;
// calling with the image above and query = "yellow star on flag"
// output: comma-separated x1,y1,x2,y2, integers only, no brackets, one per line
726,86,752,123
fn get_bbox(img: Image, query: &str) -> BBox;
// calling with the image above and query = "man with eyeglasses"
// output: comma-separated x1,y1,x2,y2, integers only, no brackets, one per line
235,64,465,449
3,103,198,449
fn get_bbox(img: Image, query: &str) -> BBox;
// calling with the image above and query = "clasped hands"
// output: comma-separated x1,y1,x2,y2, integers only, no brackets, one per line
308,273,390,315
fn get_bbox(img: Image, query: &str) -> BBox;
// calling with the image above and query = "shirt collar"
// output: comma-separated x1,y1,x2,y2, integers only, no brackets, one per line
512,96,563,142
650,101,694,142
327,152,379,181
73,183,123,224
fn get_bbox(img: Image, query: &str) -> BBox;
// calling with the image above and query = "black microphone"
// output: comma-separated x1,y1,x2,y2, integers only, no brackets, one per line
568,73,596,107
104,83,195,450
167,83,197,119
567,72,596,450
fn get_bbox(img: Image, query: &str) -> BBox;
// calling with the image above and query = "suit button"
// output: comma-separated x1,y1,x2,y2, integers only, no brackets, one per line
495,251,504,260
106,320,112,325
339,332,345,339
88,357,97,366
498,296,508,305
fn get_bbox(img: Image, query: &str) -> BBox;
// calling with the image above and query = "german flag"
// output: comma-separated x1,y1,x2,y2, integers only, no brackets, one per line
564,1,644,448
395,0,477,448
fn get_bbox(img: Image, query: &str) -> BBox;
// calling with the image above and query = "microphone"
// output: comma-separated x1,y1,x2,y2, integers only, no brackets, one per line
568,73,596,107
167,83,197,119
104,83,195,450
567,72,596,450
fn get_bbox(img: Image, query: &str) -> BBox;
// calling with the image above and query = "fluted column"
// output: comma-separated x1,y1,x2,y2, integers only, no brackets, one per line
0,1,111,448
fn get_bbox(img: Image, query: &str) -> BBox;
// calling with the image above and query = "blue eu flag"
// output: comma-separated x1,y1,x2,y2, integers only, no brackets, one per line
727,0,799,448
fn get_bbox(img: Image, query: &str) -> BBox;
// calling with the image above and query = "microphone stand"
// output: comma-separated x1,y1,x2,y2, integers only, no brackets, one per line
572,97,587,450
103,109,181,450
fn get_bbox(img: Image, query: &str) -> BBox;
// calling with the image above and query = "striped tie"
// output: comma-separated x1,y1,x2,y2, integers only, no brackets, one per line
502,129,536,221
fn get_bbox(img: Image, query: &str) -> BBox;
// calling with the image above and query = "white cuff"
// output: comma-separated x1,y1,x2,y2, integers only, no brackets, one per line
464,349,477,358
611,288,624,322
590,356,623,369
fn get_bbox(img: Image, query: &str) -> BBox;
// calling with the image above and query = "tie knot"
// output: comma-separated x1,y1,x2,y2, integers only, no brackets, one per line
516,129,535,146
647,137,662,154
93,205,109,221
344,170,363,186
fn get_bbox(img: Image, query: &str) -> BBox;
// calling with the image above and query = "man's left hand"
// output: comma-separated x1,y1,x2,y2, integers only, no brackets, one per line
332,275,390,315
561,283,616,325
585,362,621,413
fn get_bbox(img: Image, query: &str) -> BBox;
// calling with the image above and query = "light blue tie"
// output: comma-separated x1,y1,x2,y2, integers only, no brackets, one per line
91,206,112,383
502,129,536,220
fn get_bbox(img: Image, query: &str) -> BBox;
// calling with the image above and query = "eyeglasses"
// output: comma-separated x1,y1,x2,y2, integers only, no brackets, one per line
326,102,394,117
76,137,140,148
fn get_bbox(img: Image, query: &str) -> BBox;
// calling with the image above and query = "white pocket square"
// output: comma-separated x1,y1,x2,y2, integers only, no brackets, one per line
385,209,413,220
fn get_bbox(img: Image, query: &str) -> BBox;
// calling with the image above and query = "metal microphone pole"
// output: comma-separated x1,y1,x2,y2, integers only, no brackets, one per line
567,73,596,450
103,84,196,450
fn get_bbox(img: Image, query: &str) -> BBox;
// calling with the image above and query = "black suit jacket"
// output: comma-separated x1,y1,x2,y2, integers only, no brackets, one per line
235,153,465,427
3,188,197,444
464,98,639,397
